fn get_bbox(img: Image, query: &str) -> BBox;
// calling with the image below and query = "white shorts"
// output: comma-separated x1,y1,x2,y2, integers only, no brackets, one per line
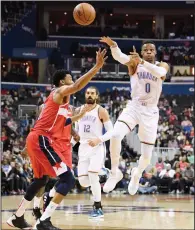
118,100,159,144
78,143,106,176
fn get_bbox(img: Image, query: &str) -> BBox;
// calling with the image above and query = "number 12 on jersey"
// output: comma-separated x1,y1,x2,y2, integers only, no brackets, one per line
145,83,151,93
84,125,90,133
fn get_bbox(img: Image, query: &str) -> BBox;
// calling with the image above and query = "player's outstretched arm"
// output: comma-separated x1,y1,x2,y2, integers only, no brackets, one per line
100,36,130,64
55,49,107,100
141,60,169,79
70,105,91,123
88,107,113,147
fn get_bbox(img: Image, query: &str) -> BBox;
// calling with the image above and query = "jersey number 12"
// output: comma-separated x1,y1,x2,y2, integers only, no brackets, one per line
84,125,90,133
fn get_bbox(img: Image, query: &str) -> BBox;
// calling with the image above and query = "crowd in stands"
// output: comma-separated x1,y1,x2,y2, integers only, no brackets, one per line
1,85,194,195
2,65,29,83
1,1,35,35
50,12,194,39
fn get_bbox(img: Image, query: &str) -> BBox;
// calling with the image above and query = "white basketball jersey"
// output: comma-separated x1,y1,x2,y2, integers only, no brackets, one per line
77,105,103,143
131,61,162,106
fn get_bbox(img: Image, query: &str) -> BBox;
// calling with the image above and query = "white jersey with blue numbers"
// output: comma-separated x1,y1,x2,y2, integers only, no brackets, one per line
77,105,103,143
131,61,162,107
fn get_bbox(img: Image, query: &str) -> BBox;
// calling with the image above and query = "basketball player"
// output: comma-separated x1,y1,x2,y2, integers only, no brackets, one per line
42,104,80,214
100,36,169,195
76,86,113,218
7,48,107,230
21,103,80,221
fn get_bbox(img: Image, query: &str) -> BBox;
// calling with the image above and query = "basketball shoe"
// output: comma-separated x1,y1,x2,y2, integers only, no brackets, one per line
128,167,142,195
103,169,123,193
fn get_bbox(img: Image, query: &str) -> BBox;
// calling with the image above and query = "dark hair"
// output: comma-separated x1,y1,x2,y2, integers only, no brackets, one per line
52,69,71,87
141,40,156,49
85,86,100,96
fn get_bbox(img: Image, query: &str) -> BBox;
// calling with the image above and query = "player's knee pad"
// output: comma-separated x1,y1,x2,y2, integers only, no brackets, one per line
78,175,90,188
88,172,99,186
56,170,75,196
24,175,48,201
36,175,49,187
141,143,153,164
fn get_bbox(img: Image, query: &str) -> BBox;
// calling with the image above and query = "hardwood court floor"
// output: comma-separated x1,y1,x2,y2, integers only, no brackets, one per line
1,193,194,229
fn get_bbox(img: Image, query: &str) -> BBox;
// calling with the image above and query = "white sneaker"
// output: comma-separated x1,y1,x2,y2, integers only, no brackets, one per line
128,168,141,195
103,169,123,193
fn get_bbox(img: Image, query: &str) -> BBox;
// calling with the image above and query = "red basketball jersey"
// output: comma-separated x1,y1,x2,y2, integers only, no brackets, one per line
60,104,72,142
33,91,69,140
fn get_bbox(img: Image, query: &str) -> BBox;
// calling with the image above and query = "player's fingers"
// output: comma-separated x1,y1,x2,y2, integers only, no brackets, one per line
101,49,107,56
104,56,108,61
133,46,136,52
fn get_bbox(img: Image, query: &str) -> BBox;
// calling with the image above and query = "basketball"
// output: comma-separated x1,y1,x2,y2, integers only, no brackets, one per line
73,3,96,26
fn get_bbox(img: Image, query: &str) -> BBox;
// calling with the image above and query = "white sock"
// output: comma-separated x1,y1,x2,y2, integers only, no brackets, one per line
34,196,42,209
88,172,101,202
110,137,121,174
137,143,153,175
49,187,56,198
40,201,58,221
15,197,31,217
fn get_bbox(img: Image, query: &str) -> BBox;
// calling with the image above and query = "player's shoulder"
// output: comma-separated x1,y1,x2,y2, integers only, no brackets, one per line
98,105,107,113
98,105,109,118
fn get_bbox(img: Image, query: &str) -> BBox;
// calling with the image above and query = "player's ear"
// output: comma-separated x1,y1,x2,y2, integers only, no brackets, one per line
60,80,65,85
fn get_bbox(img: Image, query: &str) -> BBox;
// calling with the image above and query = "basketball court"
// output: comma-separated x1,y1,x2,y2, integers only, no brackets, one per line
2,193,194,229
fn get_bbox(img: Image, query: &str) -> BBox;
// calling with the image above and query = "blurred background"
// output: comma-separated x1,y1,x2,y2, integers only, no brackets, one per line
1,1,194,195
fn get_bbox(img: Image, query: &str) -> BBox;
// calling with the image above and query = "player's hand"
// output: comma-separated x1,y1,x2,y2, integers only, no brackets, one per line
95,48,108,69
88,138,101,147
73,133,80,142
99,36,117,47
129,46,142,63
79,104,91,116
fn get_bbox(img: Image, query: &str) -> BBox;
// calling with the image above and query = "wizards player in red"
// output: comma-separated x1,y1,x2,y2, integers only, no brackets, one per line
7,48,107,230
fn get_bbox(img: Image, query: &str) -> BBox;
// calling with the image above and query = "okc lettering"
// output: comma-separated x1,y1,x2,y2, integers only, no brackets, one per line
137,72,157,82
80,115,96,123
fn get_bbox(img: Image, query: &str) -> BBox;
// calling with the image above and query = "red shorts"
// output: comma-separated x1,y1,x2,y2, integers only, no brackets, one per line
26,130,72,178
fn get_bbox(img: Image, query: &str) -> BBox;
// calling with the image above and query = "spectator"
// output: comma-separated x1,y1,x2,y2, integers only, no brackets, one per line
187,152,194,164
170,168,184,194
181,116,192,133
169,112,177,125
168,137,179,148
177,132,186,144
179,156,188,172
7,118,18,133
158,164,175,192
1,159,12,177
183,163,194,193
155,157,164,175
183,140,193,152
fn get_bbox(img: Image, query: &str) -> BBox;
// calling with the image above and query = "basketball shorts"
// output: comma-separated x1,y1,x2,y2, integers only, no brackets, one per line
26,130,72,178
118,100,159,144
78,143,106,176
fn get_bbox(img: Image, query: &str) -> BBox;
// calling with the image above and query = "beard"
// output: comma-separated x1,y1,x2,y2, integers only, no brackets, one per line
86,98,96,104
